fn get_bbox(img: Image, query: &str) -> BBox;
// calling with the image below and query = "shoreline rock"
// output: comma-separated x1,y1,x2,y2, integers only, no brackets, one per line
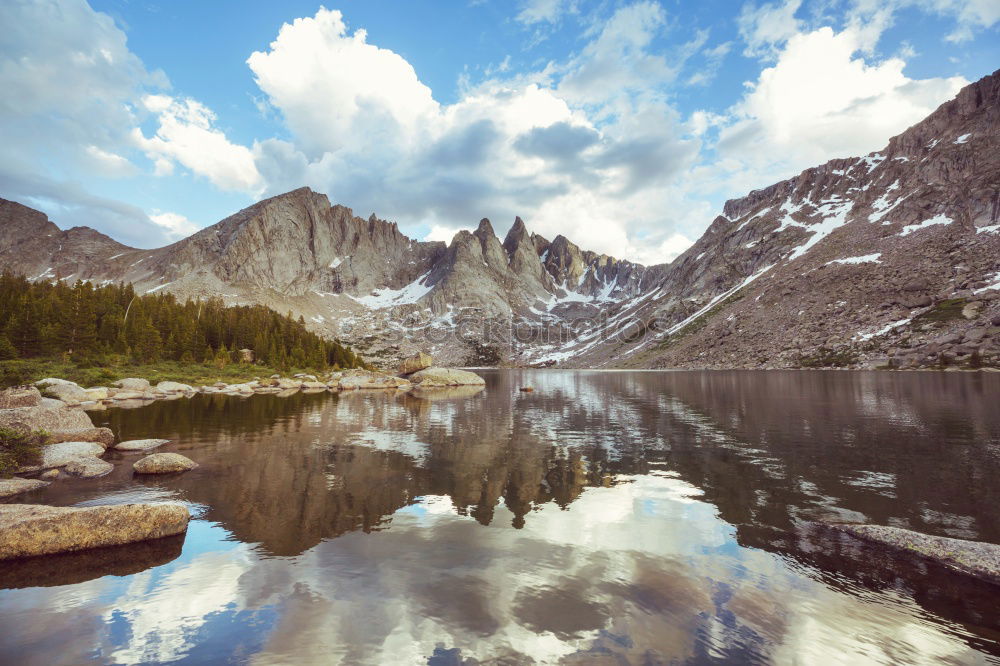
114,438,170,453
0,478,49,498
825,523,1000,584
408,367,486,387
0,503,190,561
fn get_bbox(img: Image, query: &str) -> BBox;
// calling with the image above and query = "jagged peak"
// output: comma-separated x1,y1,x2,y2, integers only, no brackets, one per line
503,216,531,253
474,218,495,238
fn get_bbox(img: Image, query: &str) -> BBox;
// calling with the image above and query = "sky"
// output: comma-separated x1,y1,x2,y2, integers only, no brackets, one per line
0,0,997,265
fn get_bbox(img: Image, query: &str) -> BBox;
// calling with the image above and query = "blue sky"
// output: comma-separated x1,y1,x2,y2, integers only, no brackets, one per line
1,0,997,263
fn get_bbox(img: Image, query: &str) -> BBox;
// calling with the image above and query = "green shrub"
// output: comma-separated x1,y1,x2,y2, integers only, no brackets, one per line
0,427,47,477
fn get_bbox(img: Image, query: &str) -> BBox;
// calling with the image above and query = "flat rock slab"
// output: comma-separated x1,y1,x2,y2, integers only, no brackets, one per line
409,367,486,387
133,453,198,474
0,387,41,408
47,427,115,449
115,438,170,452
63,457,114,479
0,503,190,560
17,441,106,472
828,523,1000,583
0,478,50,498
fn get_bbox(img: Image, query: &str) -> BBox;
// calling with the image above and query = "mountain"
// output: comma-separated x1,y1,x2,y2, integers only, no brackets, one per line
2,70,998,370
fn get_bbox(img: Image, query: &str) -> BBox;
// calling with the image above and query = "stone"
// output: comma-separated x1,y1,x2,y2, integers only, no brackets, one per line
0,478,49,498
398,352,433,375
276,378,303,390
47,427,115,449
34,378,77,388
133,453,198,474
63,457,114,478
408,367,486,387
41,382,88,404
962,302,983,319
827,523,1000,584
0,386,41,408
155,381,194,393
115,438,170,452
83,387,109,401
39,468,60,480
112,390,149,400
301,381,327,389
113,378,150,391
964,327,988,343
14,440,106,473
0,503,190,561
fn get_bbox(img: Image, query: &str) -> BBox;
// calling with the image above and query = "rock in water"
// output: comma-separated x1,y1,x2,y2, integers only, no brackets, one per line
0,503,190,560
398,352,433,375
133,453,198,474
40,382,88,405
828,523,1000,583
63,457,114,478
0,386,41,408
47,427,115,449
16,441,106,472
408,367,486,386
0,478,49,498
155,381,194,393
115,438,170,452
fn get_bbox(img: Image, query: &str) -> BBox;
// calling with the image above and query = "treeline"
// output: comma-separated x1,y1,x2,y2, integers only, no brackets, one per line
0,272,364,370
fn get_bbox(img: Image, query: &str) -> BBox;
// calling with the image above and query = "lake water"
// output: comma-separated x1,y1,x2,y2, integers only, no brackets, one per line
1,370,999,665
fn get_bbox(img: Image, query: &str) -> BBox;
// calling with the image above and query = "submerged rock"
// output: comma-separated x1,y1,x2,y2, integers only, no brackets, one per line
115,438,170,452
0,503,190,561
827,523,1000,583
409,367,486,387
133,453,198,474
0,478,49,498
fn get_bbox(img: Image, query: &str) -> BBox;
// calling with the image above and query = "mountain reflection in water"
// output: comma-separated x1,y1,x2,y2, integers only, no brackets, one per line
1,369,997,665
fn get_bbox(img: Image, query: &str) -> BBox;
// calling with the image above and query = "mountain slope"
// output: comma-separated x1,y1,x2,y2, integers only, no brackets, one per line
1,70,998,369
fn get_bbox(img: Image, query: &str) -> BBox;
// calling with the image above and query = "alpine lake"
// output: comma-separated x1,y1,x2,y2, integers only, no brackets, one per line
1,369,998,665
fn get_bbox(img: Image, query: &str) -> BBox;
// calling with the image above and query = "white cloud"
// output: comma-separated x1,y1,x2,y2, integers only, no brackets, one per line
515,0,578,25
149,210,200,240
134,95,262,193
714,24,967,193
737,0,804,58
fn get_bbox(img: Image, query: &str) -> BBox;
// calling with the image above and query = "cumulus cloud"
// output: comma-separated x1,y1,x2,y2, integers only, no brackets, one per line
515,0,579,25
134,95,263,193
738,0,804,58
149,211,200,241
713,24,967,194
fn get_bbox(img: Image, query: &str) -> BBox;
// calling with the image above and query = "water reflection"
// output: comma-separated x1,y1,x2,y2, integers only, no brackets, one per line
1,370,998,664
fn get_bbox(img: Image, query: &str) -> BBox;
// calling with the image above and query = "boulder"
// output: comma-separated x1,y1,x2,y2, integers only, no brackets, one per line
408,367,486,387
0,478,49,498
83,387,109,401
301,380,327,389
112,390,150,400
39,468,60,480
0,386,42,409
0,398,94,432
0,503,190,560
155,381,194,393
47,427,115,449
34,378,77,388
114,378,150,391
63,457,114,478
133,453,198,474
827,523,1000,583
41,382,88,405
115,438,170,452
276,378,303,390
964,327,989,343
16,441,106,472
399,351,433,375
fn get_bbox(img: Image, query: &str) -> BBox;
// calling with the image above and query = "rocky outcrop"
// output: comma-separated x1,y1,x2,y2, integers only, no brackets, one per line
0,503,190,560
114,438,170,452
0,478,49,498
408,367,486,386
133,453,198,474
0,398,94,434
